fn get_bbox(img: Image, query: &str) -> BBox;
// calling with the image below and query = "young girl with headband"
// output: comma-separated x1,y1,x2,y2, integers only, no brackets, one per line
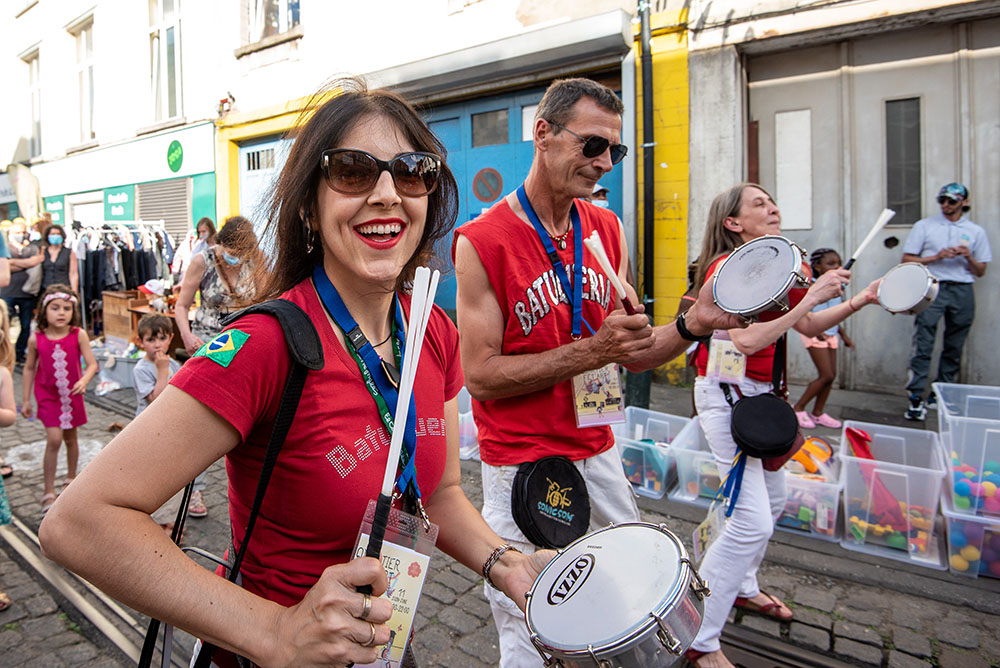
22,284,98,513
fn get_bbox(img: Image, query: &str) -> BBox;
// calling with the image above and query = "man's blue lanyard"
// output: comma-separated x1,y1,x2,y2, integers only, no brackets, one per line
516,185,595,339
312,264,420,502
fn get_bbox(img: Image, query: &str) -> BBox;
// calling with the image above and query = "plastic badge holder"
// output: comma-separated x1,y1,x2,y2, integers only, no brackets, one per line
933,383,1000,518
668,417,719,508
456,387,480,461
776,457,842,541
941,492,1000,579
839,420,946,569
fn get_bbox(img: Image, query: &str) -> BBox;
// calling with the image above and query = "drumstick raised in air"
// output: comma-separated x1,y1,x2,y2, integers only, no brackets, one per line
584,231,636,315
844,209,895,270
362,266,439,578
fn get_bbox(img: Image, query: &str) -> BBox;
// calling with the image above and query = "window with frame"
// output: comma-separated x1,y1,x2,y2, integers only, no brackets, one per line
886,97,921,225
250,0,300,43
25,51,41,157
72,20,95,142
149,0,182,122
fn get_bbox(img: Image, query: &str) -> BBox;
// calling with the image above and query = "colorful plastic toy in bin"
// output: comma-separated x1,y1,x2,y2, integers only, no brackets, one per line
615,407,690,500
777,440,841,541
942,492,1000,579
840,421,946,569
933,383,1000,518
668,418,719,507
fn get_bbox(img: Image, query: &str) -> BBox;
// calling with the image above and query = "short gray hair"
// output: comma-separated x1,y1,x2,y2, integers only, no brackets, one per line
535,78,624,129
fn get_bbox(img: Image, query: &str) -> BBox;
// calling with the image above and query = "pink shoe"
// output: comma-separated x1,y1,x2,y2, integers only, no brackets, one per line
795,411,816,429
811,413,842,429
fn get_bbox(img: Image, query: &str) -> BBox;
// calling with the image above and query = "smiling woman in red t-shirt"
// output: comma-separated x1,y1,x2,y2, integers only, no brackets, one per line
685,184,880,668
39,79,550,668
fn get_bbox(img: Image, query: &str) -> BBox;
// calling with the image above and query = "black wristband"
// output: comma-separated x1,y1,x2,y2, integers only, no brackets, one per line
676,311,712,342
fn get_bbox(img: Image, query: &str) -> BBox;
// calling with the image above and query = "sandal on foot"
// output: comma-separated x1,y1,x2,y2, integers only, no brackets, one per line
733,590,793,620
62,476,76,490
0,459,12,479
685,649,707,666
187,490,208,518
0,591,11,613
41,493,58,514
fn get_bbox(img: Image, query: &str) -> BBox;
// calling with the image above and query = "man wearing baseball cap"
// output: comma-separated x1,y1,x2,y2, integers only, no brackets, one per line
901,182,991,420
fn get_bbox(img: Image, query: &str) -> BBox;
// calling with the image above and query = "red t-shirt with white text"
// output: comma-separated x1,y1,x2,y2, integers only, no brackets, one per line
453,198,624,466
171,279,463,607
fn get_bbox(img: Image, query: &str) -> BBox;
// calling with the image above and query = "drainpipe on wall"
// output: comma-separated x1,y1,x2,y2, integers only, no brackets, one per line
625,0,654,409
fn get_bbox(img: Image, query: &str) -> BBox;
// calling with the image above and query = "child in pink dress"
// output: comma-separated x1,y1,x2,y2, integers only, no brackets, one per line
21,285,98,513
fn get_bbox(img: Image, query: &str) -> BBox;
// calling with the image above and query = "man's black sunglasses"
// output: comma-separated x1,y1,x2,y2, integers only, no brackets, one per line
547,120,628,165
937,196,960,205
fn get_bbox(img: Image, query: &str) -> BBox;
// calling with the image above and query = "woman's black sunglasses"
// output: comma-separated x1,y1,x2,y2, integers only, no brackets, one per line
547,120,628,165
321,149,442,197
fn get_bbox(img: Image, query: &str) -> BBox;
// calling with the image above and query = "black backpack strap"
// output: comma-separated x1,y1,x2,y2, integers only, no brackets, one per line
772,334,787,398
221,299,324,371
140,299,322,668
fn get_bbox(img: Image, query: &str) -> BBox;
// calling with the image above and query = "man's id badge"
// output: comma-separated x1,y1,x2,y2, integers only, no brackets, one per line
705,332,746,384
353,501,438,668
572,363,625,427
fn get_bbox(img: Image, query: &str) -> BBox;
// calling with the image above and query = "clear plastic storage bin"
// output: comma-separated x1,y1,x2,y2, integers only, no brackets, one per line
942,492,1000,579
619,437,673,499
777,461,841,541
933,383,1000,518
839,421,946,569
668,418,719,507
456,387,479,461
614,407,690,499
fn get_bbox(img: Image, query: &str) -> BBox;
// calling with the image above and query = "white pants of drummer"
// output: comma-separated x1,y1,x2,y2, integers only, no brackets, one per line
481,446,640,668
690,375,788,654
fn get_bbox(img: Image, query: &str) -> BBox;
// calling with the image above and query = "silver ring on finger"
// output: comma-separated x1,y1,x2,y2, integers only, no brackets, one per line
364,621,378,647
359,592,372,620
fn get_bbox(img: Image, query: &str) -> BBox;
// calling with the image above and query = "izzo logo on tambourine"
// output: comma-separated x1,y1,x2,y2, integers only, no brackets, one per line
537,478,575,525
546,553,595,605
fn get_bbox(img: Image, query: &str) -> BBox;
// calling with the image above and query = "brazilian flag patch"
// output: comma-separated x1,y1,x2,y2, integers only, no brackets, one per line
194,329,250,368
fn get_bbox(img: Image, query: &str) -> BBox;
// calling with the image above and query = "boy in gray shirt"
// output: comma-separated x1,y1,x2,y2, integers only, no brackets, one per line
133,314,181,417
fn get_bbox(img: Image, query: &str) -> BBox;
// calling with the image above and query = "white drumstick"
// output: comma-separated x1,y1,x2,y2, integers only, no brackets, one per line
844,209,895,270
584,231,636,314
380,266,439,496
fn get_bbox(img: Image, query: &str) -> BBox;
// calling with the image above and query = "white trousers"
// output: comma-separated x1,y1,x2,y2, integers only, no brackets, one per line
690,376,787,653
481,446,640,668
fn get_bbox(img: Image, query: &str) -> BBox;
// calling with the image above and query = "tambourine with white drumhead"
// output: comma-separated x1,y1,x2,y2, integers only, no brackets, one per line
877,262,939,315
524,522,709,668
713,235,808,320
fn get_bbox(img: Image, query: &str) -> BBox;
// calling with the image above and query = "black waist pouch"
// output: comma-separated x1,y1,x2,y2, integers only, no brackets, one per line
511,456,590,549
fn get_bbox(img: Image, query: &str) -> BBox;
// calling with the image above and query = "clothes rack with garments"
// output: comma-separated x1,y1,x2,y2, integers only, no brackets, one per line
72,220,176,336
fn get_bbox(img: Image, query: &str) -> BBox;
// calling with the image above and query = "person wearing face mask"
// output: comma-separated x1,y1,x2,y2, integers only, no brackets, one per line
40,224,78,297
172,215,259,518
2,218,44,362
175,215,259,358
588,182,610,208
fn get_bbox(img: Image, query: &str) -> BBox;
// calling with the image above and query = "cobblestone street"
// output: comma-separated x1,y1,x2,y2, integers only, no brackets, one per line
1,372,998,667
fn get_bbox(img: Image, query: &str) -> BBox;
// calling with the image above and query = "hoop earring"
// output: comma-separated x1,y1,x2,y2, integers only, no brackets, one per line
305,227,317,253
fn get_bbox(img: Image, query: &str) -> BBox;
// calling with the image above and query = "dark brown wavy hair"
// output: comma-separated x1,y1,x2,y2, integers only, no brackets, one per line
254,77,459,300
36,284,82,330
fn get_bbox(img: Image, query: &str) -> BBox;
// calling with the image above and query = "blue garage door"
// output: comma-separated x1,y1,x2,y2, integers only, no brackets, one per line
424,89,624,313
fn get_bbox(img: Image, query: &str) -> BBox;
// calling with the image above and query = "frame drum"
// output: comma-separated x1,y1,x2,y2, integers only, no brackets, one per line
525,523,709,668
877,262,939,315
713,235,808,320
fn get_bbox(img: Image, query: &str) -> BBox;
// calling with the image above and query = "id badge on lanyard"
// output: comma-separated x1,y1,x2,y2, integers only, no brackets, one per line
353,500,438,668
705,330,746,384
516,185,624,428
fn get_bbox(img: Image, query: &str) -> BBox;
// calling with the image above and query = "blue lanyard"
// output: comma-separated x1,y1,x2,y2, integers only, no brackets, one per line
716,451,747,517
312,265,420,501
516,185,595,338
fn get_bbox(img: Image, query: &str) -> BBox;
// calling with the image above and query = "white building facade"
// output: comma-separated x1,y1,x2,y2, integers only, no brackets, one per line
687,0,1000,391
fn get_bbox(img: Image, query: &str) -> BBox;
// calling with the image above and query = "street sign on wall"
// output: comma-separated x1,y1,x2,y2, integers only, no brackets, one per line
43,196,65,224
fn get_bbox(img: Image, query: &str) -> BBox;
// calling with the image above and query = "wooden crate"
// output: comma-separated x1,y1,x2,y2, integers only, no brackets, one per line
102,290,144,341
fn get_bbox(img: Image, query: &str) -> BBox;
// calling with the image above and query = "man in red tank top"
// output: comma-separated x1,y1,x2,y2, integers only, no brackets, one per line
453,78,744,666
